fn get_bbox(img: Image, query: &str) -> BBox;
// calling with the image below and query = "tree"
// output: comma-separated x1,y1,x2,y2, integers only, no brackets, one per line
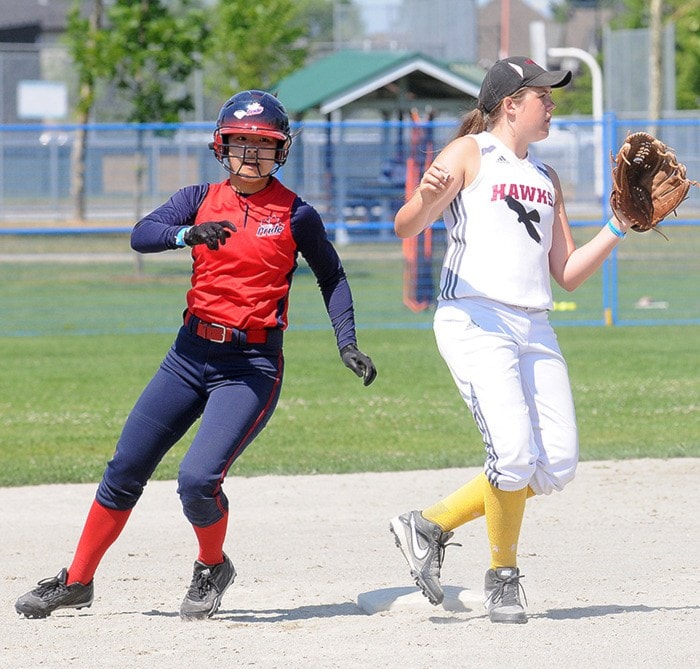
64,0,106,222
611,0,700,111
667,1,700,109
205,0,307,100
101,0,208,230
64,0,208,225
102,0,208,125
552,66,594,116
551,0,699,113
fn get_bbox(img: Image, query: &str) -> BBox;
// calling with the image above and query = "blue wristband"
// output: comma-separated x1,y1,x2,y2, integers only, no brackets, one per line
606,218,626,239
174,226,190,247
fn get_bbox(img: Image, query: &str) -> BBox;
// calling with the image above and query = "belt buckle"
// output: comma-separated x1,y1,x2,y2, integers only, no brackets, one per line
208,322,228,343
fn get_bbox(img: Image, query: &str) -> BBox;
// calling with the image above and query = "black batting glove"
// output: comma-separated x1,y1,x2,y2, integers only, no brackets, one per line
340,344,377,386
184,220,237,250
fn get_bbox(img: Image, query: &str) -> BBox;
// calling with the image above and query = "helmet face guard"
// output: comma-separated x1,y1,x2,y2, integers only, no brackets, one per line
210,90,292,178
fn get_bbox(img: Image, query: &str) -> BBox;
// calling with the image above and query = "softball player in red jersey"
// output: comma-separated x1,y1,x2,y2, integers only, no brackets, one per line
16,90,376,621
389,57,632,623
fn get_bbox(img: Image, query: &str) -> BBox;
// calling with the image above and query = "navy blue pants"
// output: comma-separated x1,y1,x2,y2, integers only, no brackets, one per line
96,325,284,527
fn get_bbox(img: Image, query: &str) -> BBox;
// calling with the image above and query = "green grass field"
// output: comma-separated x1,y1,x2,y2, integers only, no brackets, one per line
0,325,697,487
2,225,700,337
1,231,698,487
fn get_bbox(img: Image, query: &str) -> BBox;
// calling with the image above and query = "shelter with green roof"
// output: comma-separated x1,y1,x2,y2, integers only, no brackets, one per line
272,49,485,120
269,50,486,241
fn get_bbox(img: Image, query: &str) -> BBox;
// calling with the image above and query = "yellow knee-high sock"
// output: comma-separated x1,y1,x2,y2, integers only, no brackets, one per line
421,473,488,531
422,474,535,532
484,483,528,569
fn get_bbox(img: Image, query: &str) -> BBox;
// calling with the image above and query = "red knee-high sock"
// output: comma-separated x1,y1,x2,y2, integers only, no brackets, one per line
67,499,132,585
192,513,228,566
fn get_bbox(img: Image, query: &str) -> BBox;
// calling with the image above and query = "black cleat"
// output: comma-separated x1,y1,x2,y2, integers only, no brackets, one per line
15,568,94,619
180,553,236,620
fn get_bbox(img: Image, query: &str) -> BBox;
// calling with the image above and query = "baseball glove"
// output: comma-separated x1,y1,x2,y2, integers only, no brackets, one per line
610,131,698,236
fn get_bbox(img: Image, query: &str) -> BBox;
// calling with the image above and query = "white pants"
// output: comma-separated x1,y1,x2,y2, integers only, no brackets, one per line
434,297,578,495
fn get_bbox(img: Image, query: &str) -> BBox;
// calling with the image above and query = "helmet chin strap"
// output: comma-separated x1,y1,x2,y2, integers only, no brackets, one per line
224,162,281,178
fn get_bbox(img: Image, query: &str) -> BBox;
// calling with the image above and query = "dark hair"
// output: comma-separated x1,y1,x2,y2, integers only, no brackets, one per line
453,87,529,139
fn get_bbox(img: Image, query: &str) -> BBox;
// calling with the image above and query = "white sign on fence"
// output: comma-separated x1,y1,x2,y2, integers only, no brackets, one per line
17,80,68,120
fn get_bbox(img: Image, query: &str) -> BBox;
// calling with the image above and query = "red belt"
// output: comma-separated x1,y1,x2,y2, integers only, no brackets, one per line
184,312,269,345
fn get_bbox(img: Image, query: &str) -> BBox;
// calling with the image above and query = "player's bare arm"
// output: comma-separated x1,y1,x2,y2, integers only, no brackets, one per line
548,165,630,292
394,136,479,238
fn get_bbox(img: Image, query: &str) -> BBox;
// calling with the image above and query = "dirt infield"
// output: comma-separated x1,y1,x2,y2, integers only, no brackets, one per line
2,458,698,668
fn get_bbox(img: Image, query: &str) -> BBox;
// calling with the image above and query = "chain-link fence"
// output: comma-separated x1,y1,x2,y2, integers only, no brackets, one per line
1,115,699,329
2,115,699,224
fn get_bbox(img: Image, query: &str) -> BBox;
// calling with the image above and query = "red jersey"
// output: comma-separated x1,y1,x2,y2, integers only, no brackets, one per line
131,177,357,350
187,179,297,329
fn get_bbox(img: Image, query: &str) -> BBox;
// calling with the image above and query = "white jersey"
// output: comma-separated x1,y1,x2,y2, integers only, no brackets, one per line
438,131,556,310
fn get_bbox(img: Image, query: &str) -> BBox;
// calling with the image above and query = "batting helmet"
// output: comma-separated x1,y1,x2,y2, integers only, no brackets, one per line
210,90,292,176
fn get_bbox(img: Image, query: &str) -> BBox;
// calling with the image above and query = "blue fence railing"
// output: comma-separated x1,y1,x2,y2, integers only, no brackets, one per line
1,114,699,328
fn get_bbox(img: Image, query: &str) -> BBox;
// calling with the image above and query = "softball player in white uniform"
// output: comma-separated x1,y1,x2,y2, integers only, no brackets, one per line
390,57,632,623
